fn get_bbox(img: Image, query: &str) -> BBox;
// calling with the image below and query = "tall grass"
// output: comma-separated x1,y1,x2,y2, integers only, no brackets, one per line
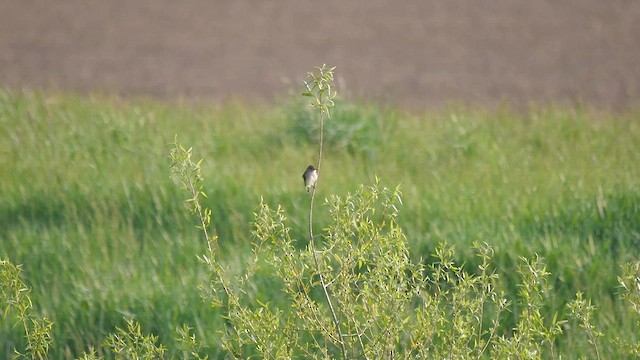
1,88,639,358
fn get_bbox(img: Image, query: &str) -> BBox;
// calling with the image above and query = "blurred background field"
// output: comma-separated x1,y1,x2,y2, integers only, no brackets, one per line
1,89,639,357
1,1,639,110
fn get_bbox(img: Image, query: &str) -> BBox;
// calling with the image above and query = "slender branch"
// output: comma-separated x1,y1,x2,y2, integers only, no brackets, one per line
187,180,213,253
305,65,346,359
170,141,242,355
308,112,345,359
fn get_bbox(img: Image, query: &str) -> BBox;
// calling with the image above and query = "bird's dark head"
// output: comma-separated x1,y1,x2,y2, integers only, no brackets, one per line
307,165,316,171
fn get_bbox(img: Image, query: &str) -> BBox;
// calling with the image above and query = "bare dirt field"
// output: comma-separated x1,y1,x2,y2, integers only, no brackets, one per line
1,1,639,109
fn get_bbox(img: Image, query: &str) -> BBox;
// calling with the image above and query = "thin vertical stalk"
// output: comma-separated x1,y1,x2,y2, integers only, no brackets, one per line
305,66,346,359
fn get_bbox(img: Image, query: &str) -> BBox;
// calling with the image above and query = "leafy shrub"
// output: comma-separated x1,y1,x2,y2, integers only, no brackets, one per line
285,99,396,159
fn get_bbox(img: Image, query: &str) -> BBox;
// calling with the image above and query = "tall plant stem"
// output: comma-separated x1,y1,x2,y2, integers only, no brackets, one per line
306,84,346,359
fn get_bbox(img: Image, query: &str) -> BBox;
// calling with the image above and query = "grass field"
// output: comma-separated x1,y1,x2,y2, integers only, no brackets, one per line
1,88,639,358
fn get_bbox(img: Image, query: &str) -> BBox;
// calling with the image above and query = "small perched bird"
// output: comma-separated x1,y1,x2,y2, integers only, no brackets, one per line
302,165,318,192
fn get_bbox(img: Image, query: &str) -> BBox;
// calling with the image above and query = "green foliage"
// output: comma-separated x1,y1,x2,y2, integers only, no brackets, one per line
103,319,166,359
250,182,416,358
173,153,576,358
617,261,640,356
567,292,602,359
175,325,208,360
619,261,640,319
286,99,395,158
169,136,216,255
301,64,337,118
0,260,52,359
491,255,565,359
164,146,636,357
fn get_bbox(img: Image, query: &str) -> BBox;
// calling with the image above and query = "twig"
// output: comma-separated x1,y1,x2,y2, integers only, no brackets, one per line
305,65,346,359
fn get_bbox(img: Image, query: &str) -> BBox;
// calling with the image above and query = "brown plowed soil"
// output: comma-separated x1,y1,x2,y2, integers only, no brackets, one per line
1,1,639,109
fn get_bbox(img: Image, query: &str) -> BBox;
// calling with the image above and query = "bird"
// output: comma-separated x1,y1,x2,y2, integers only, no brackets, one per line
302,165,318,192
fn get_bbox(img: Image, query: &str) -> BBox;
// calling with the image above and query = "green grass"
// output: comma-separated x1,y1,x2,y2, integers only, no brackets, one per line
1,88,639,358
